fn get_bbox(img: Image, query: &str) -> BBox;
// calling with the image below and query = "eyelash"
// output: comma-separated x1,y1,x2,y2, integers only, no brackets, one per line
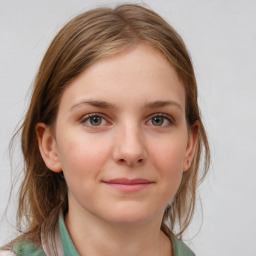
146,113,174,127
80,113,109,127
80,112,174,128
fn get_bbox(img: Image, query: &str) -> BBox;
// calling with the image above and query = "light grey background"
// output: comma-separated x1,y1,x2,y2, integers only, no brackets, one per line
1,0,256,255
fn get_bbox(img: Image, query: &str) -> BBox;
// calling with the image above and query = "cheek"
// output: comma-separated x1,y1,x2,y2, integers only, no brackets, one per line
56,133,111,184
149,134,187,199
150,134,188,172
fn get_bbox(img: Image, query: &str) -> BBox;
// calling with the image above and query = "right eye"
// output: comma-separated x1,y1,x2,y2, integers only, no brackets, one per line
81,114,108,127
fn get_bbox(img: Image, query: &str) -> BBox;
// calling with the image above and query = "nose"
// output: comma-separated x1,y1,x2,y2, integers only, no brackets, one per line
112,124,147,167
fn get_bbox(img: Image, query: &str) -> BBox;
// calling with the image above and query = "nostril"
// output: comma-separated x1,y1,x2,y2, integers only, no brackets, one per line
117,158,144,166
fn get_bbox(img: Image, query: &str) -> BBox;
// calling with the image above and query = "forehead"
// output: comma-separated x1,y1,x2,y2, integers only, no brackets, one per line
58,44,185,112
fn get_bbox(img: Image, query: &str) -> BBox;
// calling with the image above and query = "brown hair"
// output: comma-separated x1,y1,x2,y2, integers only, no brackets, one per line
13,3,210,243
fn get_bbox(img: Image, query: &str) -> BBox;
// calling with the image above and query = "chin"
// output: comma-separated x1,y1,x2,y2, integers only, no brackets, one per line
103,206,163,226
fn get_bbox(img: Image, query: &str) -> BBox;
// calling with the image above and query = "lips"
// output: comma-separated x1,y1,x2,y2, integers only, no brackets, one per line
102,178,154,192
104,178,153,184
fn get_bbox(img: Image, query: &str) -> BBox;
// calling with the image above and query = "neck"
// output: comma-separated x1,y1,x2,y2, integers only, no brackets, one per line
65,207,172,256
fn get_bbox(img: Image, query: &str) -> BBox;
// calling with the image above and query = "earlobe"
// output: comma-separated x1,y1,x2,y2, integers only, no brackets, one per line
183,122,199,172
36,123,62,173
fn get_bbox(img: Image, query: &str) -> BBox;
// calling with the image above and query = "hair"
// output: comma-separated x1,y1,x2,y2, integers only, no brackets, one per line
11,3,210,245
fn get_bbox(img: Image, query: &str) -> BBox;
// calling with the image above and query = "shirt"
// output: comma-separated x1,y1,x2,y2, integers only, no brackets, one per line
0,212,195,256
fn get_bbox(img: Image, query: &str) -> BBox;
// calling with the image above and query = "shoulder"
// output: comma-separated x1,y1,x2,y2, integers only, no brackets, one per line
0,250,16,256
172,235,196,256
10,240,45,256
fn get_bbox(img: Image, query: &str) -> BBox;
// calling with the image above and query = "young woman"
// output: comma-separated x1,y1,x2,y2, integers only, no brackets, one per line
0,4,210,256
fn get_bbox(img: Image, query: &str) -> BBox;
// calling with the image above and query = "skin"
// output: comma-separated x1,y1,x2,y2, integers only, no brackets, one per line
37,44,198,256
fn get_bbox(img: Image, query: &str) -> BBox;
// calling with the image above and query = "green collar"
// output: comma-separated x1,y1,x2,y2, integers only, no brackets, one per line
58,213,195,256
171,235,195,256
13,213,195,256
58,213,80,256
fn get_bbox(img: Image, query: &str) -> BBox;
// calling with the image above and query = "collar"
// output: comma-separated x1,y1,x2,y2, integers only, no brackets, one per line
41,211,195,256
58,211,80,256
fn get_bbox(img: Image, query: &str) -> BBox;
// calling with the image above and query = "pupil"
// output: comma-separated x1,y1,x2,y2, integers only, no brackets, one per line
90,116,101,126
153,117,163,126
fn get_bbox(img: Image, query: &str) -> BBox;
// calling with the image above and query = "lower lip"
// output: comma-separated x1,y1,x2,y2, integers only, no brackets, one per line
104,183,152,192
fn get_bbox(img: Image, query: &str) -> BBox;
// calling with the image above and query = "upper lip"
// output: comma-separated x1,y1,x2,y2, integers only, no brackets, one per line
103,178,153,184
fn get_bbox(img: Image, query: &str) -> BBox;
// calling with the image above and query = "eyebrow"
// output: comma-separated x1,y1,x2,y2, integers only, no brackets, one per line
144,100,182,111
70,100,115,111
70,100,182,111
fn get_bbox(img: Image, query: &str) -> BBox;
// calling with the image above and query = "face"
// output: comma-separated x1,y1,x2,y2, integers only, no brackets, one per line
38,44,197,226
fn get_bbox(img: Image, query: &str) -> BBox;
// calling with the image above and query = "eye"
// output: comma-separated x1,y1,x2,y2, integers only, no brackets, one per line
81,114,108,127
147,114,173,127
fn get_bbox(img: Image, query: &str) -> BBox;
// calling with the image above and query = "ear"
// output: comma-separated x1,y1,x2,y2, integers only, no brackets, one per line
36,123,62,173
183,122,199,172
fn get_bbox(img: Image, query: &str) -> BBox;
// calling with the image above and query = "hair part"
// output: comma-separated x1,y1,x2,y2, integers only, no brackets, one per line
12,3,210,244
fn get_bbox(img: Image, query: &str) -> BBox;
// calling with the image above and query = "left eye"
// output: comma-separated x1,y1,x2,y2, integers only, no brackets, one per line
82,115,107,126
147,115,172,127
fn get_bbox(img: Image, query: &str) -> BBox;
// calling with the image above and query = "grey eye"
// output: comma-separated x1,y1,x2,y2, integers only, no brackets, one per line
151,116,164,126
89,116,102,126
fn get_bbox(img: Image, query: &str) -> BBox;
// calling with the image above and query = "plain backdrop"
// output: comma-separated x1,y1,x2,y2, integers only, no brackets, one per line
0,0,256,255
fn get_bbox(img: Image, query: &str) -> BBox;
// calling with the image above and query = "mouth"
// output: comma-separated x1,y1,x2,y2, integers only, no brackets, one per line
102,178,154,192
